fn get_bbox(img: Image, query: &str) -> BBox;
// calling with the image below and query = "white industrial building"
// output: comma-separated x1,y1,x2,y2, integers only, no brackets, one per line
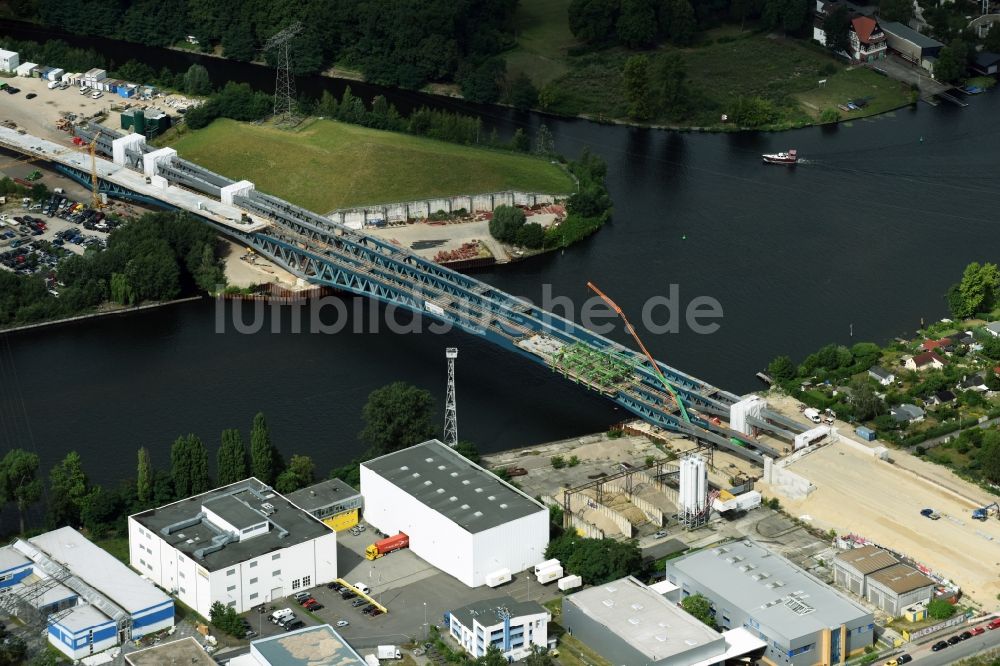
0,527,173,660
447,596,551,661
360,439,548,587
226,624,367,666
0,49,18,73
129,478,337,617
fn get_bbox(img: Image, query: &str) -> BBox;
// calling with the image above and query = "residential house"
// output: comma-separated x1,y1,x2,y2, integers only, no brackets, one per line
880,21,943,74
929,390,956,406
891,403,925,423
849,17,887,63
904,352,945,371
921,338,952,352
985,321,1000,337
957,374,989,392
868,366,895,386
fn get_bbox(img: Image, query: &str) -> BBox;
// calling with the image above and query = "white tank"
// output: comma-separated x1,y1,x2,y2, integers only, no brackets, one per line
679,455,707,514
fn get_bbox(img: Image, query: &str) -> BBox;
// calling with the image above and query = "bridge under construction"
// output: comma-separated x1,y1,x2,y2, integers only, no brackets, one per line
0,123,791,465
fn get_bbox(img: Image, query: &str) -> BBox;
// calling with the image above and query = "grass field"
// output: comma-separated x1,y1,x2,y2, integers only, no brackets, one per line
523,20,911,128
506,0,577,85
168,118,574,212
795,67,913,120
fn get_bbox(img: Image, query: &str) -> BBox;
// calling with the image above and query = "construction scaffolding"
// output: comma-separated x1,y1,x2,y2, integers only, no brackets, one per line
551,342,638,396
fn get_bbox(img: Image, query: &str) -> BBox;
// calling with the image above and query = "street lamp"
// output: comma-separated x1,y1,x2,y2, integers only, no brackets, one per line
423,602,428,641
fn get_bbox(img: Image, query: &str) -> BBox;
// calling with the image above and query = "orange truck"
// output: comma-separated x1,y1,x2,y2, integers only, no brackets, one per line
365,532,409,560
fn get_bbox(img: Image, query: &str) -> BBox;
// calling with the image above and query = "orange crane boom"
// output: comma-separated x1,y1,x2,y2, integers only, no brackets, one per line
586,281,691,423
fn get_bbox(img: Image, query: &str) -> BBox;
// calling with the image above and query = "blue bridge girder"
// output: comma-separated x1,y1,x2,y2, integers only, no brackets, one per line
59,125,777,464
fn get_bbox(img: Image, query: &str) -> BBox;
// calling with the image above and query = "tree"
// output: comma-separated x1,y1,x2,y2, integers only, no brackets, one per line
182,63,212,96
768,355,796,381
534,124,555,156
80,486,124,538
822,6,851,53
251,412,282,485
950,262,1000,317
475,645,508,666
623,55,652,120
0,449,42,534
516,223,545,249
453,441,481,464
933,43,966,84
985,23,1000,53
568,0,620,44
617,0,658,48
979,429,1000,484
47,451,89,529
732,96,777,127
879,0,914,24
217,428,249,486
508,73,539,110
682,593,715,626
511,128,531,152
927,598,956,620
524,647,555,666
459,57,505,104
652,54,689,117
850,379,885,421
171,434,211,498
221,21,256,61
360,382,436,456
665,0,698,45
275,455,316,493
210,600,246,638
137,446,153,505
544,535,641,584
489,205,528,243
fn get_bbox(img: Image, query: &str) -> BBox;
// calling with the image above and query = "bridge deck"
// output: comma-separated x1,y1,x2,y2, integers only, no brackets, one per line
0,127,270,234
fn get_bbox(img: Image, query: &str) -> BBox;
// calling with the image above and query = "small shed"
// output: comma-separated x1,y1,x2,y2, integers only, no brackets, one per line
972,52,1000,76
15,61,38,77
0,48,19,73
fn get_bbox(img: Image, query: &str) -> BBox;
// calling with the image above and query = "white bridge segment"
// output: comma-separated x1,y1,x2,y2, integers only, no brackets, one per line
0,126,270,234
142,146,176,177
111,133,146,166
220,179,255,205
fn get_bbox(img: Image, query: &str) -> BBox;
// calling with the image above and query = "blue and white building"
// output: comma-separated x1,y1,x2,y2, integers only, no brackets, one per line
446,596,550,661
0,527,173,660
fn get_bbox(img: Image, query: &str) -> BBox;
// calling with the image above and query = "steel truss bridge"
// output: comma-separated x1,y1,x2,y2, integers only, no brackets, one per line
7,123,780,464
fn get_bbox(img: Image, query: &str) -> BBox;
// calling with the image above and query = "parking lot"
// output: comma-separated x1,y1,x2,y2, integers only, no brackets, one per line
239,523,563,654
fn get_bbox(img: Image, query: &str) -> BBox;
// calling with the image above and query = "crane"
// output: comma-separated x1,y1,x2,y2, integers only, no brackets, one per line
586,281,691,423
88,131,103,209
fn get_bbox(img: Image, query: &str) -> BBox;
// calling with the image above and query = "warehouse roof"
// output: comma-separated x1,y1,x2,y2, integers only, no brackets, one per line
250,624,366,665
668,540,870,638
0,547,29,573
29,527,169,615
868,564,935,594
285,478,361,513
126,637,218,666
131,479,332,572
450,596,548,629
566,576,725,662
880,22,943,49
362,440,545,533
834,545,898,575
204,493,268,530
54,604,112,634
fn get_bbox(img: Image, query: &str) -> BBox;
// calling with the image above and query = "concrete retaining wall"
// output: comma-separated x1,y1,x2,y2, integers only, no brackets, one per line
567,513,605,539
326,190,559,226
763,456,816,499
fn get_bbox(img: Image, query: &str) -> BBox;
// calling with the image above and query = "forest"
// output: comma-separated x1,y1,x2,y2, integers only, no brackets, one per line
15,0,519,99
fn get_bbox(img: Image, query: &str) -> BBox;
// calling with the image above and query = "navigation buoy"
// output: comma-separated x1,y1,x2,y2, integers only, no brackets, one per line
682,234,687,240
919,136,924,143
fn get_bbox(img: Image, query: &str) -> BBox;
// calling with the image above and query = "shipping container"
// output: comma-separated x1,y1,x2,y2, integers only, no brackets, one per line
557,575,582,591
485,568,512,588
855,426,876,441
534,559,560,576
536,565,563,584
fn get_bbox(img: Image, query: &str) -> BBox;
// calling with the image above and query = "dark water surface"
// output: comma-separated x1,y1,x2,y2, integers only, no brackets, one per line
2,20,998,486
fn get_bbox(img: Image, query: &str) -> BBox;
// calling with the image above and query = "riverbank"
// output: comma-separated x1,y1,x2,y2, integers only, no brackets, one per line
0,295,203,334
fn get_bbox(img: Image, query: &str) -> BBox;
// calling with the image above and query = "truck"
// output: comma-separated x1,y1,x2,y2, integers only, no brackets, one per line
920,508,941,520
972,502,999,521
803,408,822,424
365,532,409,560
534,559,560,576
557,575,582,591
364,655,379,666
376,645,401,659
485,568,512,588
536,565,563,584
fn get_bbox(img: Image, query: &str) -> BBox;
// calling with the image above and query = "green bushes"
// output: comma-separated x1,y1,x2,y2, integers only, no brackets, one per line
545,149,613,249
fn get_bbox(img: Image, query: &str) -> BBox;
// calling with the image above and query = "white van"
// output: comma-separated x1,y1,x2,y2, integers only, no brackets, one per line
91,91,103,99
354,582,370,595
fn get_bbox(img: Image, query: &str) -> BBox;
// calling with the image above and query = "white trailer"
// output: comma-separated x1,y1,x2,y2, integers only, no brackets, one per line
534,559,559,576
557,574,582,591
803,407,821,423
364,656,379,666
536,565,563,584
485,568,512,588
376,645,401,659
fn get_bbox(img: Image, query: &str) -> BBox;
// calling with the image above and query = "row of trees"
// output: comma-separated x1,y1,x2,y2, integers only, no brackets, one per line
26,0,518,94
544,149,613,248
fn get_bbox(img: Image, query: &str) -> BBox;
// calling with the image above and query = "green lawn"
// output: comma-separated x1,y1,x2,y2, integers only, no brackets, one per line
795,67,913,121
94,536,130,564
506,0,577,85
168,118,573,212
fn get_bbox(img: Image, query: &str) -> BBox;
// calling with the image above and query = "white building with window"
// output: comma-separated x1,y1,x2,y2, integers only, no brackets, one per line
360,439,548,588
447,596,550,661
128,479,337,617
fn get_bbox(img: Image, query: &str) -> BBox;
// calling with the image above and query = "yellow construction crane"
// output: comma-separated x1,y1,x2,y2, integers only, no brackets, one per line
88,131,103,210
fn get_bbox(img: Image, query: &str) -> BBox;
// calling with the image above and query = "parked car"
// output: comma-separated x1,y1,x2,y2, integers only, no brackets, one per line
931,641,949,651
335,620,349,627
25,93,36,99
351,599,366,607
284,620,305,631
293,592,311,602
895,654,912,665
989,618,1000,630
971,626,985,636
304,602,324,611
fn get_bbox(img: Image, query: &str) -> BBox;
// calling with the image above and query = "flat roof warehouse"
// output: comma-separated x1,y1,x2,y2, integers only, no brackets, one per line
131,479,331,571
362,440,544,533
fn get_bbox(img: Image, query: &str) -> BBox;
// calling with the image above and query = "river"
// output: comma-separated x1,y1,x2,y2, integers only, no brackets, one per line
2,20,999,487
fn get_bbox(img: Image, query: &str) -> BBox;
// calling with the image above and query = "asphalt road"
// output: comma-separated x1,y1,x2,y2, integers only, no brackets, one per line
907,624,1000,666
